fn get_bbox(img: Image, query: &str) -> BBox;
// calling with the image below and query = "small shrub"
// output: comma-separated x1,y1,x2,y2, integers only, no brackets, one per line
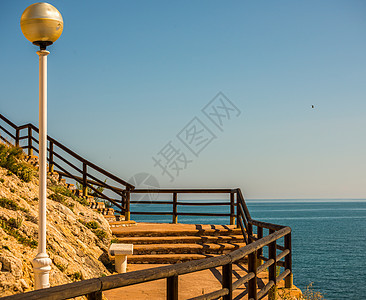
0,218,37,248
49,185,74,198
94,228,107,240
54,262,66,272
85,221,99,230
49,193,65,203
8,216,23,229
0,145,36,182
302,283,324,300
0,178,4,183
70,271,83,281
2,245,10,251
76,197,89,206
0,197,28,212
49,184,88,206
10,188,15,193
278,282,324,300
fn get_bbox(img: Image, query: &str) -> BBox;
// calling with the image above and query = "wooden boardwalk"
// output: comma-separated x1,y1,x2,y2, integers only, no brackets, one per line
112,223,246,264
105,223,301,299
104,263,302,300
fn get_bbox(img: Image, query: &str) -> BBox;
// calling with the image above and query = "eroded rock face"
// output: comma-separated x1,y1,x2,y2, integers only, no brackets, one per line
0,251,23,278
0,166,113,296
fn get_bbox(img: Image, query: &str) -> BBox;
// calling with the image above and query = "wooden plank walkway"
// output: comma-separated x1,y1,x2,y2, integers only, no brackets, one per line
103,263,302,300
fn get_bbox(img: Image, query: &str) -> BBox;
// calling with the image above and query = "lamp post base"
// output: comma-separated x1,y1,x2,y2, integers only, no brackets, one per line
32,253,52,289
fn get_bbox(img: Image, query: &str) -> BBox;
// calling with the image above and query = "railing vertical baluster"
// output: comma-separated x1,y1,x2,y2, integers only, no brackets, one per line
49,141,54,172
87,291,102,300
222,263,233,300
285,232,293,288
125,189,131,221
268,229,277,300
167,275,178,300
236,190,240,229
83,162,88,197
28,126,33,156
172,192,178,224
230,191,235,225
15,128,19,147
257,226,263,266
248,222,253,244
121,192,126,217
248,250,258,300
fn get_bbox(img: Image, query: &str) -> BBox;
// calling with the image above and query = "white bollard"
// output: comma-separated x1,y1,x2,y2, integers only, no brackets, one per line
115,254,128,273
109,244,133,273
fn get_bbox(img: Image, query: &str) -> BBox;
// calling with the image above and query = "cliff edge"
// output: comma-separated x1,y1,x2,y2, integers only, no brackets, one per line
0,144,113,296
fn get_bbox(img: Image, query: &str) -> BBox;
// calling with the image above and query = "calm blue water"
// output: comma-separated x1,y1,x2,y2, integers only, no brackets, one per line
129,199,366,299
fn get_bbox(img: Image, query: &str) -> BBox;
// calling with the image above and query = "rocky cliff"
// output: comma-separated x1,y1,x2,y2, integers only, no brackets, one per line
0,145,113,296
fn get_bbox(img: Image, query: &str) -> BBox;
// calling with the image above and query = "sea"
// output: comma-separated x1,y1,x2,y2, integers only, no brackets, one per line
129,199,366,300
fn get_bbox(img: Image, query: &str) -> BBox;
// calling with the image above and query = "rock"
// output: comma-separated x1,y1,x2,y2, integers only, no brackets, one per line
19,279,29,290
0,163,113,297
0,252,23,278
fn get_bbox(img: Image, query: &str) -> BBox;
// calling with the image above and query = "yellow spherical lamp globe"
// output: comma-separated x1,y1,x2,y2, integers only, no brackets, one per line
20,2,63,49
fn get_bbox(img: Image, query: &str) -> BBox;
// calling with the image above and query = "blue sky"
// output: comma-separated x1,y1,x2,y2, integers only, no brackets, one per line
1,0,366,199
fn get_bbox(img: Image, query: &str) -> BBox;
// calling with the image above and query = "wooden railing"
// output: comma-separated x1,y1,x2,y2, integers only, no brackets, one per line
0,114,134,217
130,188,236,223
1,223,292,300
0,114,253,226
1,114,293,299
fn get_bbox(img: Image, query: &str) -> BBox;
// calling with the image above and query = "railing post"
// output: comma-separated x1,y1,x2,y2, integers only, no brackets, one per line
28,126,33,156
230,192,235,225
248,250,258,300
257,226,263,266
125,189,131,221
268,230,277,300
121,193,125,217
15,128,20,147
172,192,178,224
236,191,240,229
285,232,293,288
248,222,253,244
87,291,103,300
48,141,54,172
82,162,88,197
222,263,233,300
167,275,178,300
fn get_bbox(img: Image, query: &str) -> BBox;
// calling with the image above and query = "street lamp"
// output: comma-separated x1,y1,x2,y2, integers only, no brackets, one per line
20,2,63,290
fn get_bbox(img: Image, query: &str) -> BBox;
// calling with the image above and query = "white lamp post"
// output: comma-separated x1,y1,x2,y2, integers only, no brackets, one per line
20,2,63,290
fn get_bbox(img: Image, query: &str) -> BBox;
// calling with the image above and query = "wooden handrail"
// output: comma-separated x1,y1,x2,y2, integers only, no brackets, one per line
132,188,235,193
13,121,134,190
0,114,18,129
249,219,285,231
0,125,16,140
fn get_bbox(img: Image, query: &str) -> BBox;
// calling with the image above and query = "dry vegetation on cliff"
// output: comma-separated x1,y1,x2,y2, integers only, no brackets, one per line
0,144,113,296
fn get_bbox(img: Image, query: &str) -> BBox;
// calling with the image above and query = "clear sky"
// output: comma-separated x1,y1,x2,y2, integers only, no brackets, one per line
1,0,366,199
